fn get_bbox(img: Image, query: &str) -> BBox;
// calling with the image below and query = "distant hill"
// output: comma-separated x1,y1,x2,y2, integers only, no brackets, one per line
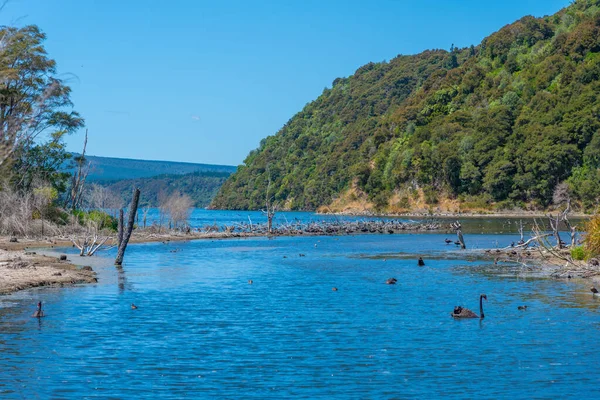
104,171,231,208
212,0,600,212
69,154,236,182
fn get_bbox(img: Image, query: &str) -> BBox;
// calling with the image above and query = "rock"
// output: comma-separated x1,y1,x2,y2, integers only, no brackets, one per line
59,255,67,261
52,272,62,276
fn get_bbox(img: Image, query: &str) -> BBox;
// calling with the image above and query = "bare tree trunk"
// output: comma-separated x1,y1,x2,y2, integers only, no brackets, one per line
451,221,466,249
117,208,124,248
547,214,562,249
115,188,140,266
518,220,524,243
67,129,91,210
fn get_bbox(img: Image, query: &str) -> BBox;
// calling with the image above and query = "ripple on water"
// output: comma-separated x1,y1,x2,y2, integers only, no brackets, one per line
0,233,599,398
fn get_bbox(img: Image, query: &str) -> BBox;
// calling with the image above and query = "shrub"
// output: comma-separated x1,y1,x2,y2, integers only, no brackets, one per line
585,214,600,257
571,246,587,261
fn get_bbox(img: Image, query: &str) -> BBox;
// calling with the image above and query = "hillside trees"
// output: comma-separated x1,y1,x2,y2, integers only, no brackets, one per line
212,1,600,212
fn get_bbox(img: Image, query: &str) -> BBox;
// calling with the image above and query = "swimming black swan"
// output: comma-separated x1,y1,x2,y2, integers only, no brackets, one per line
451,294,487,319
32,301,44,318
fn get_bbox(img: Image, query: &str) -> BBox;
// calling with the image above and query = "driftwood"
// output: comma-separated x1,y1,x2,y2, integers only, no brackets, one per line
115,188,140,266
70,229,115,257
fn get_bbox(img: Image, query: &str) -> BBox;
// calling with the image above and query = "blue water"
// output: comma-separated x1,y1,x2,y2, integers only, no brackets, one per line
138,208,576,234
1,232,599,398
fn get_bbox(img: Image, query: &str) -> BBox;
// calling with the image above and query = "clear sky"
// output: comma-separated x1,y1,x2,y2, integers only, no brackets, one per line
1,0,569,166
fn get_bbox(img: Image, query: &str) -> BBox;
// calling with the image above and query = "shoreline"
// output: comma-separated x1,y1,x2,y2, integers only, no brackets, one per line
316,210,591,219
2,223,598,295
0,247,97,296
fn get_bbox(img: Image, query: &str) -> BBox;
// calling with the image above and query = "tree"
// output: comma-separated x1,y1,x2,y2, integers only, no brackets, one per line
115,188,140,266
164,193,193,229
0,25,83,167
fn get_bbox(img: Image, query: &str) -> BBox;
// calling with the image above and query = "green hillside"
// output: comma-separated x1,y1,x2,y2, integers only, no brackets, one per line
104,171,231,208
212,0,600,212
69,154,236,182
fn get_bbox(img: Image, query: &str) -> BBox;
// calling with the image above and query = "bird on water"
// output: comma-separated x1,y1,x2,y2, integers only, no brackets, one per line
418,257,425,266
131,303,138,310
451,294,487,319
386,278,398,285
32,301,44,318
591,287,599,295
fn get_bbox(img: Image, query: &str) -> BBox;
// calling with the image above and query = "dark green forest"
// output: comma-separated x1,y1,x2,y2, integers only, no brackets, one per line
212,0,600,212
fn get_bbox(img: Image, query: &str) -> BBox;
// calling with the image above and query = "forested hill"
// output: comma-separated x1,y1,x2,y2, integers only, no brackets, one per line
212,0,600,213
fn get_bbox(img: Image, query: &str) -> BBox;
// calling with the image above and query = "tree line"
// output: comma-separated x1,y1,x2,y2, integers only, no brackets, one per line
212,0,600,213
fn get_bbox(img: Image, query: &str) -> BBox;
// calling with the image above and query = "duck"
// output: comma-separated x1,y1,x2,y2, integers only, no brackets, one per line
386,278,398,285
332,287,338,291
591,287,598,295
518,305,528,310
444,238,453,244
418,257,425,266
248,280,253,284
131,303,138,310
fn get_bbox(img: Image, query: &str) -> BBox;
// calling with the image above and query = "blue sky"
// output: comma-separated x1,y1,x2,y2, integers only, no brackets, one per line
1,0,568,166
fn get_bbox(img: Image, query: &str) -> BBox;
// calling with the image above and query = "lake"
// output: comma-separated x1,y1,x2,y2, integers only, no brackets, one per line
1,212,598,398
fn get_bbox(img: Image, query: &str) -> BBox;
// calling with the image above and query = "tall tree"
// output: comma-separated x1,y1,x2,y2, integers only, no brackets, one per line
0,25,83,168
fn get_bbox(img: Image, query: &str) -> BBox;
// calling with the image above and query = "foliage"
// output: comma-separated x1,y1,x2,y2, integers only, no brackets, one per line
212,1,600,211
72,209,118,232
0,25,83,167
570,245,587,260
585,214,600,257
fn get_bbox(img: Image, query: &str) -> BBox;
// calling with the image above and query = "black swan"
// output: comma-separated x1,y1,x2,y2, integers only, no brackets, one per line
451,294,487,319
32,301,44,318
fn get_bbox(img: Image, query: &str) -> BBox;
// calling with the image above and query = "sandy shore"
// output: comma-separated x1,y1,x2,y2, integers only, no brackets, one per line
0,248,97,295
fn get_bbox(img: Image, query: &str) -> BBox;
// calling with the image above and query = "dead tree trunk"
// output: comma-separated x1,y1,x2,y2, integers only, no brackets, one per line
547,213,562,249
117,208,124,248
262,167,277,234
517,220,524,244
451,221,466,249
67,129,91,210
115,188,140,266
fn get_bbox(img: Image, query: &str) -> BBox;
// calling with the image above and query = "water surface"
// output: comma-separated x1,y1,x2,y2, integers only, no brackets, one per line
1,232,598,398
